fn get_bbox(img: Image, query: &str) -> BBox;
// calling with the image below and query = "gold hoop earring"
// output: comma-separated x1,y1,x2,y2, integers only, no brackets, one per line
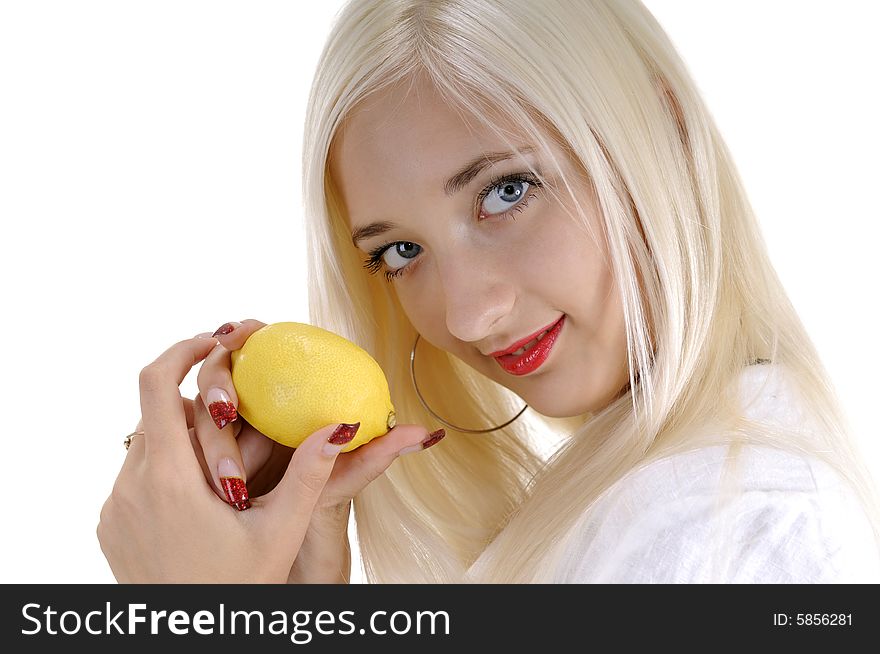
409,333,528,433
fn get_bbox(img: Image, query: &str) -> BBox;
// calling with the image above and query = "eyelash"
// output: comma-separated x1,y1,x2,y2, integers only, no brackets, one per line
362,172,543,282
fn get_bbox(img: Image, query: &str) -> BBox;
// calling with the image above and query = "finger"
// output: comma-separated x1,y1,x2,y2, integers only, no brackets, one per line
263,422,361,542
320,425,445,510
193,391,250,510
123,424,147,467
209,318,267,352
132,399,212,488
139,335,219,462
134,397,196,433
197,341,238,430
237,423,276,479
187,426,211,483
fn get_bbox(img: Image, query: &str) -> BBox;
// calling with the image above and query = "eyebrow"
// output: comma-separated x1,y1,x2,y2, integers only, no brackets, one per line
350,145,536,248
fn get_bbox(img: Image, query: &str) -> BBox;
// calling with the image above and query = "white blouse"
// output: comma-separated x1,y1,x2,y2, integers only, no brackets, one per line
553,364,880,583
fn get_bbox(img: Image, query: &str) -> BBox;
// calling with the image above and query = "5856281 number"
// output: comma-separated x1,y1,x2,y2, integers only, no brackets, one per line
798,614,851,626
773,613,852,626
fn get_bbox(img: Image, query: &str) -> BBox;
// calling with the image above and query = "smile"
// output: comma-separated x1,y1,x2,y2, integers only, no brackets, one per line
492,315,565,376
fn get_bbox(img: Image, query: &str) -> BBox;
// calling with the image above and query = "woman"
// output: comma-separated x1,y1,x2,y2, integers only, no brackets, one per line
98,0,880,583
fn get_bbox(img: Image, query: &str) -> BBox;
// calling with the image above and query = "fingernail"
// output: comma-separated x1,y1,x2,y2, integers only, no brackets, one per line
218,457,251,511
194,331,218,339
212,321,242,337
399,428,446,456
206,387,237,430
322,422,360,457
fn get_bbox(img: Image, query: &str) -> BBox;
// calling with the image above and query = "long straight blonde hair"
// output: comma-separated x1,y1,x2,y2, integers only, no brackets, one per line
300,0,880,582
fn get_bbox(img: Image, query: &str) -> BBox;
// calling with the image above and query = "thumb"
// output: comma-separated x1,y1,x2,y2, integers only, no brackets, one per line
261,422,360,533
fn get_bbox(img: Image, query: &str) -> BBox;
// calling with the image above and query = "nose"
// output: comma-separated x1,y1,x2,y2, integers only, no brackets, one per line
439,254,515,346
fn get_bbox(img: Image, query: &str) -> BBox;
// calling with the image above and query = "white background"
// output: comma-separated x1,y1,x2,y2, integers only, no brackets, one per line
1,1,877,583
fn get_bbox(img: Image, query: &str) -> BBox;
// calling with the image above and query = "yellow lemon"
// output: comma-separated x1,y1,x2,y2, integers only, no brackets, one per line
230,322,396,453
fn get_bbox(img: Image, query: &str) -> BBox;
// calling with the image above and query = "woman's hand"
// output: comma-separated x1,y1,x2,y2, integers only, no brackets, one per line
192,320,444,584
102,321,444,584
96,332,398,583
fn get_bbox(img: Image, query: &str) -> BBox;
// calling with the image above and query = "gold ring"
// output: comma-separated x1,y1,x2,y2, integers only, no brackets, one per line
124,430,145,450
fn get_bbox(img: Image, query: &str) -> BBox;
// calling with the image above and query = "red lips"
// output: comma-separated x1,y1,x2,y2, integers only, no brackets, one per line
489,315,565,358
492,315,565,376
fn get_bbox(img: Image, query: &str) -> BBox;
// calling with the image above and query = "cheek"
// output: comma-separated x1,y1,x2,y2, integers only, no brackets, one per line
525,215,605,299
535,214,623,357
392,274,444,337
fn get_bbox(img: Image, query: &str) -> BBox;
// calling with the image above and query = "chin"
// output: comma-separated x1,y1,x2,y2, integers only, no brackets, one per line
503,379,581,418
521,377,630,419
475,358,627,418
526,397,595,419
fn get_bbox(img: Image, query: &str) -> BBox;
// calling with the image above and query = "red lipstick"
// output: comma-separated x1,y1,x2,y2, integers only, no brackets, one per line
492,315,565,376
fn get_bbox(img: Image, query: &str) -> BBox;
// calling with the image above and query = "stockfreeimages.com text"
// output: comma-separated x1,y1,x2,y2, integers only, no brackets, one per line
21,602,450,644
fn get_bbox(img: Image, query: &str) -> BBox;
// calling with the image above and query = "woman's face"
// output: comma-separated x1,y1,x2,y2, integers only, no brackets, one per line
330,77,630,418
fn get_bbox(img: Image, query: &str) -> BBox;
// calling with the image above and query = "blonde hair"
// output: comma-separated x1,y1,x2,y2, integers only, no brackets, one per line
301,0,880,582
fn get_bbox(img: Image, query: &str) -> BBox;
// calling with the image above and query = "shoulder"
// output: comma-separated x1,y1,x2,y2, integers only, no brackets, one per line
555,444,880,583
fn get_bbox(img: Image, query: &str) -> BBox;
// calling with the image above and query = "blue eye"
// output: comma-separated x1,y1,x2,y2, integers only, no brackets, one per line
380,241,421,272
476,172,542,220
362,171,542,282
362,241,421,281
481,180,530,215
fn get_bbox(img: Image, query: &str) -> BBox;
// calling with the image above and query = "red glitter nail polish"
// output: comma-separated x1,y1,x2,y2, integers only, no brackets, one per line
220,476,251,511
208,400,237,430
422,428,446,450
328,422,360,445
212,322,238,337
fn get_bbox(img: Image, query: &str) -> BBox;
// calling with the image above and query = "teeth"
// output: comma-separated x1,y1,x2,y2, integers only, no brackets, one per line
510,329,550,357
